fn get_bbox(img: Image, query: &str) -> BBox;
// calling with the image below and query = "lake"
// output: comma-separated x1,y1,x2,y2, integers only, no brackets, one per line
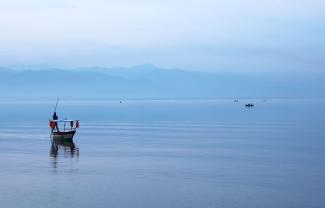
0,99,324,208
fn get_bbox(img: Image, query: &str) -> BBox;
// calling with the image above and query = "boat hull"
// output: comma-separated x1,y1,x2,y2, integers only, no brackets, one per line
52,130,76,141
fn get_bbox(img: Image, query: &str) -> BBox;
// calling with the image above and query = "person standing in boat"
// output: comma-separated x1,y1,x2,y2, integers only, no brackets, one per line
53,112,58,120
52,112,59,131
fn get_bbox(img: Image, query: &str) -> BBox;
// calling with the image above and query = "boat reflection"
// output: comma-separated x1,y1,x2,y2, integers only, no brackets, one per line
50,138,79,169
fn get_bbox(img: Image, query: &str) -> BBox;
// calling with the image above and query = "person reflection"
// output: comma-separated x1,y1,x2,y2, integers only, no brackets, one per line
50,139,79,169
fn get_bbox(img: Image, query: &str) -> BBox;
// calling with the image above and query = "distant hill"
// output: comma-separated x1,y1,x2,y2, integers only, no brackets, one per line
0,64,324,100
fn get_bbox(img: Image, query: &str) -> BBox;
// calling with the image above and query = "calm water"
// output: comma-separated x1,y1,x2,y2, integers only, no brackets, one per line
0,99,324,208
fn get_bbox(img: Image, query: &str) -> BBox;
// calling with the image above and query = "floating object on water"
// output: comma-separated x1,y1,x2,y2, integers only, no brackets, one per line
245,103,254,107
49,98,79,141
234,99,239,102
50,119,79,141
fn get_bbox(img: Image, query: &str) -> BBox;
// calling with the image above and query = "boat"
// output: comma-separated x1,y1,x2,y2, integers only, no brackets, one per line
49,98,79,141
245,103,254,107
49,119,79,141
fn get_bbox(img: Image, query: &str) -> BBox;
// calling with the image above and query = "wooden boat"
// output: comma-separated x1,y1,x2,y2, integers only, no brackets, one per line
49,119,79,141
49,99,79,141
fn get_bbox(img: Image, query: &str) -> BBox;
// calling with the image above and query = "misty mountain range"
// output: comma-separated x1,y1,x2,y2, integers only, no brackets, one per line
0,64,324,100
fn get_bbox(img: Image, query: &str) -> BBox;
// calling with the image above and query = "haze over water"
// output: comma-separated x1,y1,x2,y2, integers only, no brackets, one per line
0,99,324,208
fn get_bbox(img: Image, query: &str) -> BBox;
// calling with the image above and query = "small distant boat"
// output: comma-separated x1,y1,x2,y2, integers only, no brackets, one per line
49,98,79,141
234,99,239,102
245,103,254,107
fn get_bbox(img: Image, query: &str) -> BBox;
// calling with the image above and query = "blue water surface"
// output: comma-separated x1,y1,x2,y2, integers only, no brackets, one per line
0,99,324,208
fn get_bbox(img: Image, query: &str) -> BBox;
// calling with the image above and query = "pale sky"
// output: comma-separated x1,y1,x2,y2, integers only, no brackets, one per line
0,0,324,71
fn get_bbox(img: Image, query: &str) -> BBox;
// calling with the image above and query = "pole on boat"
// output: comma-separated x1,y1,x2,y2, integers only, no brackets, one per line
54,98,59,114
